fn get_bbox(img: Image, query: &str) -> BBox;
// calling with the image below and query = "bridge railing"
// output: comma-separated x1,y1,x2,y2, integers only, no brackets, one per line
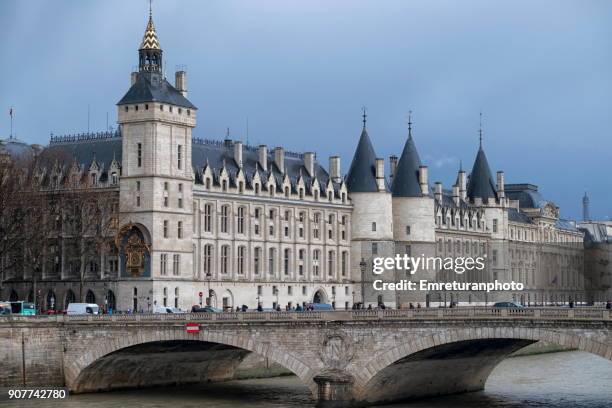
0,307,609,324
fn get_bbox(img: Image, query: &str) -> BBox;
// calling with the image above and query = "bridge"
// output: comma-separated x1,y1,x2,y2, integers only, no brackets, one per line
1,308,611,407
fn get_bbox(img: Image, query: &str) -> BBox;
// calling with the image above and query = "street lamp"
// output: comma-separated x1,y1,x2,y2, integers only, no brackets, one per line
360,258,367,309
206,271,212,306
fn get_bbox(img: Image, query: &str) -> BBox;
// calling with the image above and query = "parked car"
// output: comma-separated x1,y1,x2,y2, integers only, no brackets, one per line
191,305,222,313
307,303,334,311
492,301,523,308
66,303,99,315
0,302,11,315
171,307,187,314
153,306,174,314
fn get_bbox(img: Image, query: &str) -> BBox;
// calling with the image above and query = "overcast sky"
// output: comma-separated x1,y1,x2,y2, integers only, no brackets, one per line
0,0,610,220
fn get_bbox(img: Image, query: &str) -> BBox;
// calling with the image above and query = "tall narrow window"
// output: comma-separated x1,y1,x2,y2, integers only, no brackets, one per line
221,245,229,274
177,221,183,238
237,246,245,274
204,204,212,232
203,244,212,276
177,145,183,170
328,250,334,276
237,207,245,234
137,143,142,167
268,248,275,275
220,205,229,233
163,220,169,238
160,253,168,276
313,250,320,276
341,251,347,277
284,248,290,275
172,254,180,276
254,247,261,274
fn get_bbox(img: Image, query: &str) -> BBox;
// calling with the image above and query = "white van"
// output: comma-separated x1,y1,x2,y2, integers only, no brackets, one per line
153,306,173,314
66,303,99,315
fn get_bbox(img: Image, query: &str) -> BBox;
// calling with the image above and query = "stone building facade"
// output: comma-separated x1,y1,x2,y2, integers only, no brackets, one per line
0,10,598,311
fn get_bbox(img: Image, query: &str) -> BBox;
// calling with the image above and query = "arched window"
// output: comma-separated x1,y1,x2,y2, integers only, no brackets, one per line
106,290,116,311
85,290,96,304
46,291,56,310
64,290,76,309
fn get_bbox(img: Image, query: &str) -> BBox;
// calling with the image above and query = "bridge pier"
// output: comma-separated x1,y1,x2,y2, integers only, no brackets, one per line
313,370,356,408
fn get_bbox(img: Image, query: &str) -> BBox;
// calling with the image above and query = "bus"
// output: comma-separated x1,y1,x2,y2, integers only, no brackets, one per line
9,301,36,316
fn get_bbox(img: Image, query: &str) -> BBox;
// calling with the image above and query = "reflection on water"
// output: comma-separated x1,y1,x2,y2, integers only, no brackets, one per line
2,351,611,408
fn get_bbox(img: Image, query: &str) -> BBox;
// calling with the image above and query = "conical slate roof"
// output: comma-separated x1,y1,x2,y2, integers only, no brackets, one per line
466,147,497,200
140,15,161,50
391,132,424,197
346,128,380,193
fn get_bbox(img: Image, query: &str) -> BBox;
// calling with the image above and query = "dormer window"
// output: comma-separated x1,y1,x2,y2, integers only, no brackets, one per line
187,109,191,116
135,105,139,111
169,106,173,113
111,172,118,185
145,104,149,110
91,173,97,186
124,106,129,112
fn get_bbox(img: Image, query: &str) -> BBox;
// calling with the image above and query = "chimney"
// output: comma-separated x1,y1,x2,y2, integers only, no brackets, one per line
274,147,285,174
458,169,467,200
389,155,398,182
130,72,138,86
234,141,243,168
329,156,341,183
304,152,315,177
175,71,187,97
496,171,505,200
258,145,268,171
418,165,429,196
375,158,385,191
452,184,460,206
435,182,443,202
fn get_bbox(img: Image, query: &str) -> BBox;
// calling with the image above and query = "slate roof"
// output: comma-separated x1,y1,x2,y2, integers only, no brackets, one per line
391,133,427,197
117,72,196,109
466,147,497,201
508,207,533,224
555,219,579,232
505,184,547,209
192,139,339,196
346,128,384,193
580,223,612,244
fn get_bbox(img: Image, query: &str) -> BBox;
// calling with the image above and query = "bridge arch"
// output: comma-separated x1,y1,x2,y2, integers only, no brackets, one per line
352,326,612,404
65,325,318,395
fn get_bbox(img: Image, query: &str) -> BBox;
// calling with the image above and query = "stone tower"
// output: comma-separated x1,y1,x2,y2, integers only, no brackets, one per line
583,192,590,221
346,112,395,307
115,9,197,311
389,116,436,306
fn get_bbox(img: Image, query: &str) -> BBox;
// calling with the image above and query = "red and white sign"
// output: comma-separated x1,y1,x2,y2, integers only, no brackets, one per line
185,323,200,333
198,292,203,298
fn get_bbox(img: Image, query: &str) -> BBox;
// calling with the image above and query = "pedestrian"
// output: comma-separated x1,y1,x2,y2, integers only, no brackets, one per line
409,302,414,309
295,304,302,312
367,304,372,310
606,301,611,310
257,303,263,312
276,305,281,312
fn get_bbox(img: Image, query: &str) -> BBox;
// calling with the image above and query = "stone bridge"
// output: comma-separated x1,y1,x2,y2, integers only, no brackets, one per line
1,308,611,407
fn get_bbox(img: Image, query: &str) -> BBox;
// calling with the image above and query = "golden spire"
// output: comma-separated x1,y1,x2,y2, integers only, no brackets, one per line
139,1,160,50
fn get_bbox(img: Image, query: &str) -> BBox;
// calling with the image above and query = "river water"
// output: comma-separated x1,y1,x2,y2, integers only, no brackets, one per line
2,351,611,408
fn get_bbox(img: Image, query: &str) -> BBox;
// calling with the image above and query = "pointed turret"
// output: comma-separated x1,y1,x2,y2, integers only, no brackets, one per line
466,118,497,201
346,111,384,193
391,114,426,197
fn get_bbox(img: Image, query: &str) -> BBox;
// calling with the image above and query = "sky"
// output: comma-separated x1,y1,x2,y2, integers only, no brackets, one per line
0,0,610,220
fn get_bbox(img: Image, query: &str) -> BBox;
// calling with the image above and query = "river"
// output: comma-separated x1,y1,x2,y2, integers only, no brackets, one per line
2,351,611,408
